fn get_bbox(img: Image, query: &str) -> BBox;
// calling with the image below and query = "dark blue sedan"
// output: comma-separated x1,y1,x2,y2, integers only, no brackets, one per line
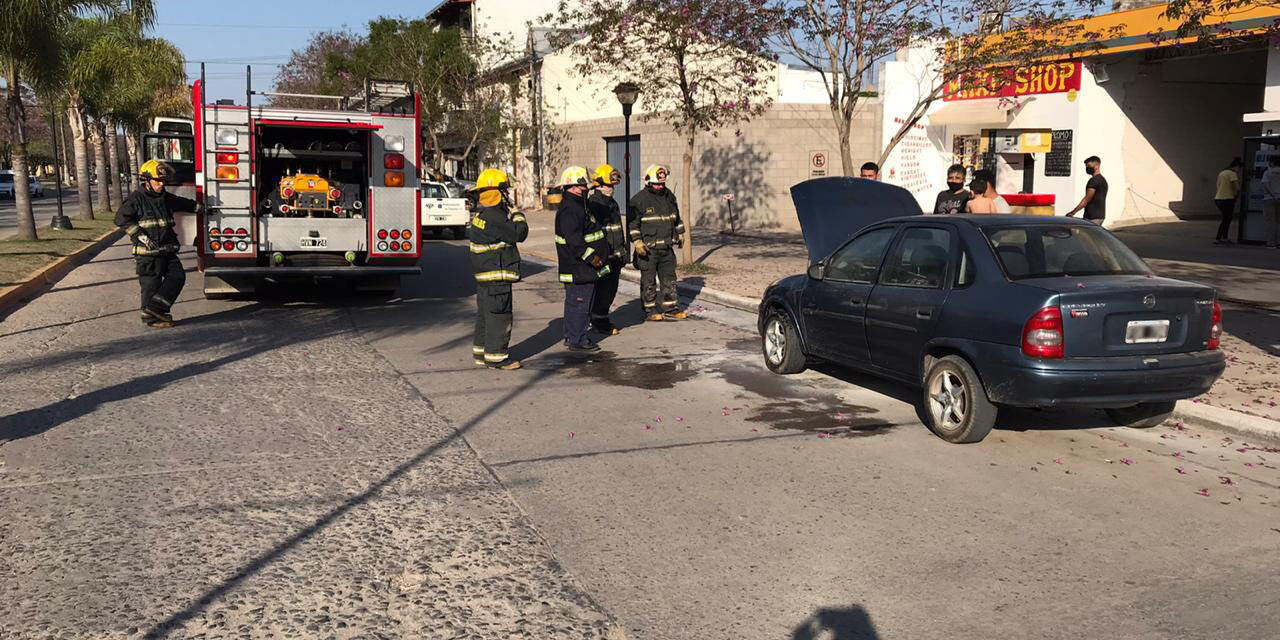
758,178,1226,443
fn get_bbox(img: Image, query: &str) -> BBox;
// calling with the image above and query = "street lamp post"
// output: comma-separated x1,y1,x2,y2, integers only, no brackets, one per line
613,82,641,206
48,103,72,231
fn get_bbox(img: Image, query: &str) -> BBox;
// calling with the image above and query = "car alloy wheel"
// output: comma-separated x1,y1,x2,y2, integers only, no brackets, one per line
765,317,786,366
929,370,968,431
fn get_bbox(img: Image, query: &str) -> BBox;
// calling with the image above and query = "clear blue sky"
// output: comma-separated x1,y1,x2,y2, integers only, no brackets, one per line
150,0,431,104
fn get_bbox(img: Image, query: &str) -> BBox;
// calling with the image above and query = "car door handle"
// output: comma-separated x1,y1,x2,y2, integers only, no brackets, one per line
916,309,933,319
850,297,864,305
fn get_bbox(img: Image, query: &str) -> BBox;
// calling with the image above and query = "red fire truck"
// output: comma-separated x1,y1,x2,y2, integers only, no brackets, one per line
186,72,422,297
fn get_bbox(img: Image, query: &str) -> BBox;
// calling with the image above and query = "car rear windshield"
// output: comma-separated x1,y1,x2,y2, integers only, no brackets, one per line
423,184,449,198
984,224,1150,279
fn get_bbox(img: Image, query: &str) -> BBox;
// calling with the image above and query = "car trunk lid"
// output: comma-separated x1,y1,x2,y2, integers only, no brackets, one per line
1027,276,1216,357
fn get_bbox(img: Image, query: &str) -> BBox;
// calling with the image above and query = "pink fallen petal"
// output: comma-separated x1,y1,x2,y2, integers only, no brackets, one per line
644,425,651,430
337,427,344,431
1196,489,1210,497
655,417,662,423
569,432,575,439
722,410,730,416
1054,458,1064,464
1176,467,1187,474
750,428,758,432
1173,451,1185,459
676,417,684,422
1120,458,1134,465
1076,282,1085,289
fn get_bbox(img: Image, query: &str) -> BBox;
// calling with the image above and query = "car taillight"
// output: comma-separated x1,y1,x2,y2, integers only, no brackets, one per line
215,152,237,164
384,153,405,170
1208,301,1222,350
1022,306,1064,359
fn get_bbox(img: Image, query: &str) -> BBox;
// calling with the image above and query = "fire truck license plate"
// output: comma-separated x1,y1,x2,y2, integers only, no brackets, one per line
1125,319,1169,344
299,237,328,248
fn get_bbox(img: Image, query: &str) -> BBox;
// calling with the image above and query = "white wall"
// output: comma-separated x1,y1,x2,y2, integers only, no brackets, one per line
777,67,835,105
473,0,561,52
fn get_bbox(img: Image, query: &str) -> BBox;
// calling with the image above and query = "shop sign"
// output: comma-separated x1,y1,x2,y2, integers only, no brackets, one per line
944,61,1082,102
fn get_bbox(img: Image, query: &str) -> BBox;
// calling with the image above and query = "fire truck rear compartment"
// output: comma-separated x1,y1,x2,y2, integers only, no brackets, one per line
256,125,369,219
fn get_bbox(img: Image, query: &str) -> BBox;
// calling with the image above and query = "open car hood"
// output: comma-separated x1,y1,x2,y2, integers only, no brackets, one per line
790,177,923,263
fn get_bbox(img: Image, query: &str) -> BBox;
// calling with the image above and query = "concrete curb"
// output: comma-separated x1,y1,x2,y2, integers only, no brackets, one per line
0,226,124,319
1174,402,1280,445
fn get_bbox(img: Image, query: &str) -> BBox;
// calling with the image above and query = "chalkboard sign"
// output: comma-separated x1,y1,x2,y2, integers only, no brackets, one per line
1044,130,1073,177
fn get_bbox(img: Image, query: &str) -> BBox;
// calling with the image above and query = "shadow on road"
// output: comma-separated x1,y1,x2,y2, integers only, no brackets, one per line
791,604,881,640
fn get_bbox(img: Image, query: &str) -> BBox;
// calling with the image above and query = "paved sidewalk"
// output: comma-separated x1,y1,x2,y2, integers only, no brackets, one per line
521,212,1279,424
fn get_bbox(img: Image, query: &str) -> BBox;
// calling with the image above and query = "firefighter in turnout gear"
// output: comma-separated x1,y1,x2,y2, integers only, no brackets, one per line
555,166,612,352
469,168,529,370
115,160,195,328
627,164,687,321
587,164,628,335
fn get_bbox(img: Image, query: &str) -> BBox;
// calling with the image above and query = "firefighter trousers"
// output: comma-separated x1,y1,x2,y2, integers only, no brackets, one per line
563,283,595,348
473,283,514,365
637,247,678,314
590,268,621,330
136,254,185,320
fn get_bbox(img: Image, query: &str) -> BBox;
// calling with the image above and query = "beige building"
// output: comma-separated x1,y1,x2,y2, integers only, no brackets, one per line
427,0,882,231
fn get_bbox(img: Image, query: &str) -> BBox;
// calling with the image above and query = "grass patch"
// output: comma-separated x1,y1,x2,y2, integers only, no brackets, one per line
0,218,118,287
677,261,719,276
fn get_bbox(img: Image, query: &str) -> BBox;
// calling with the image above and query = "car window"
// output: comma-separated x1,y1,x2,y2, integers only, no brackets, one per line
825,227,896,284
880,227,952,289
0,175,13,184
423,183,449,198
955,246,976,288
144,135,194,163
985,225,1149,279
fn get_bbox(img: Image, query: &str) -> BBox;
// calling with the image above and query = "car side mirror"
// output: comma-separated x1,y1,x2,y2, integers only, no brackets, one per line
807,263,825,280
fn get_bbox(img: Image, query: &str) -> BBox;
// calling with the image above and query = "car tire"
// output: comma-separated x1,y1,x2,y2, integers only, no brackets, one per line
762,308,806,374
923,355,997,444
1105,402,1176,428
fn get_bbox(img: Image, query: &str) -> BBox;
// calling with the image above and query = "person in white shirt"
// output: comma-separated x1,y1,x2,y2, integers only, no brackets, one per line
1262,155,1280,248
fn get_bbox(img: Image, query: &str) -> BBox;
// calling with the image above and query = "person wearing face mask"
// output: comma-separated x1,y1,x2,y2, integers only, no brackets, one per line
933,164,971,215
468,168,529,370
587,164,628,335
1065,156,1108,223
116,160,196,328
556,166,613,352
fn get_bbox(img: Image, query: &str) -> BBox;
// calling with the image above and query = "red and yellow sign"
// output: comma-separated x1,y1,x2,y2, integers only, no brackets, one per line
944,61,1081,102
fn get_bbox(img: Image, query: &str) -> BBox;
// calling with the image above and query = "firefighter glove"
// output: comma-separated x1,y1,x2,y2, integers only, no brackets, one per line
632,240,648,256
137,234,157,250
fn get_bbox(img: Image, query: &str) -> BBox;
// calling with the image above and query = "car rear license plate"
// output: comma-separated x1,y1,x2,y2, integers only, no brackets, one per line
433,215,448,222
1125,319,1170,344
299,237,328,248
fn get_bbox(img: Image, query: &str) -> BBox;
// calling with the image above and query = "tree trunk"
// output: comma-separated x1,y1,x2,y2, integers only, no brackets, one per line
836,117,854,178
91,119,110,214
67,104,94,220
680,132,695,265
125,130,140,192
107,120,123,207
4,64,38,240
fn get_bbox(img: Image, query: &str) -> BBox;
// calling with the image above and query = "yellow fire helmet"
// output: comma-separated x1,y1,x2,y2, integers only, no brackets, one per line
560,166,590,188
592,164,621,187
472,168,511,208
643,164,668,185
138,159,174,182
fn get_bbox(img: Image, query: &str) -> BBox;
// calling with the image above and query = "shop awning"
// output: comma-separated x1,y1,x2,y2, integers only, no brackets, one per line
928,99,1020,126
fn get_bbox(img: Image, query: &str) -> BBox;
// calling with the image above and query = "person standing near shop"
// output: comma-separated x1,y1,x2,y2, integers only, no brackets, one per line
556,166,613,351
468,168,528,370
1064,156,1108,223
971,169,1011,214
116,160,194,328
1263,155,1280,248
587,164,628,335
1214,158,1242,244
628,165,687,321
965,176,997,214
933,164,972,215
859,162,881,181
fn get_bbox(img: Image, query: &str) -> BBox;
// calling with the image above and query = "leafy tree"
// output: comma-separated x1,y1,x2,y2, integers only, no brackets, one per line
773,0,1114,176
1161,0,1278,40
553,0,778,264
2,1,151,239
269,31,362,110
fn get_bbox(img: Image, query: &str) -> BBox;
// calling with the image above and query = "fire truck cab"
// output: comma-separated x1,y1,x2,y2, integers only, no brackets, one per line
192,76,422,297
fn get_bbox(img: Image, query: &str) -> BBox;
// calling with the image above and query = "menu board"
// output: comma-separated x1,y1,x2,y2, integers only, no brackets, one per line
1044,130,1073,177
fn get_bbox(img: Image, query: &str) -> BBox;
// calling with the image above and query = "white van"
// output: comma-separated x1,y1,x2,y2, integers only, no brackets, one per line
421,180,469,238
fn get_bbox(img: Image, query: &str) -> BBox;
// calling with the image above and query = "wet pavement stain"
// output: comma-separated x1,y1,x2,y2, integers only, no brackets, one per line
712,361,895,437
725,337,760,353
526,352,700,390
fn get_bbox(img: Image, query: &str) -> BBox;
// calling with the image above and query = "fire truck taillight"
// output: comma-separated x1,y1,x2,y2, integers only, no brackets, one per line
384,153,405,170
215,129,238,146
377,229,388,240
209,227,220,237
390,229,401,240
222,227,234,236
237,241,249,252
215,152,237,164
384,171,405,187
390,241,402,252
210,240,222,251
384,135,406,152
377,241,389,252
236,228,248,236
215,166,239,181
401,229,412,240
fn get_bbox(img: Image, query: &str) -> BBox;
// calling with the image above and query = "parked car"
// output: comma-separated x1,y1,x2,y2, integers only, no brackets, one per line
758,177,1225,444
421,181,469,238
28,176,44,198
0,171,13,199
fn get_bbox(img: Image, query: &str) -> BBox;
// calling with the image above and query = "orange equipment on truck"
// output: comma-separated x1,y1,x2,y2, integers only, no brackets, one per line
185,68,422,297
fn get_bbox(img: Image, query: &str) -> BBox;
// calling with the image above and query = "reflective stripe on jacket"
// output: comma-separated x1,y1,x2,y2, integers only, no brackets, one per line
469,204,528,284
588,190,629,264
115,188,195,258
627,186,685,249
554,192,611,284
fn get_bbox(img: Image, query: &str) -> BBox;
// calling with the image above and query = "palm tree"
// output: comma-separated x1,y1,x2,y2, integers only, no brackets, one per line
1,1,151,240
